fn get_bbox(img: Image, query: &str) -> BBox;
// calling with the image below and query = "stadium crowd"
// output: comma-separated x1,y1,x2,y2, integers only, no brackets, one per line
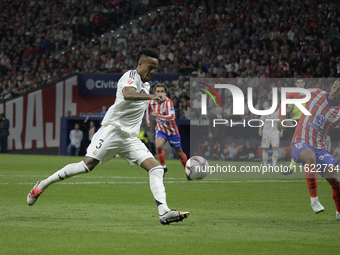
0,0,340,121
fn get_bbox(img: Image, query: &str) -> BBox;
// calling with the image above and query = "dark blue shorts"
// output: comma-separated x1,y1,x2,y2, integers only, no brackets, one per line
291,142,338,176
156,130,182,149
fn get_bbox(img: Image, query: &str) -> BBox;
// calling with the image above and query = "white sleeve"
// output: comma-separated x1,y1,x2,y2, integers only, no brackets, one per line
120,70,138,90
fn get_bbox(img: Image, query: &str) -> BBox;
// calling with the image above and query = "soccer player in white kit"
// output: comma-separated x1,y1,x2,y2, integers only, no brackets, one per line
258,100,283,169
27,48,189,225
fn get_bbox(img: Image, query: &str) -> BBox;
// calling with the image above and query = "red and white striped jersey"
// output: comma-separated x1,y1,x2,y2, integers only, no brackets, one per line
292,88,340,149
146,97,179,136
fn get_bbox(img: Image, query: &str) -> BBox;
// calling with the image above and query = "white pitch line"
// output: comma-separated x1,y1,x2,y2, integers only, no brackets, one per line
0,179,325,185
0,174,319,182
0,174,150,179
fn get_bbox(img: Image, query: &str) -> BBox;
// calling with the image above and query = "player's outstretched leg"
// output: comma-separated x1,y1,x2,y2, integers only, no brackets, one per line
159,209,190,225
144,158,189,224
27,181,43,206
27,160,91,206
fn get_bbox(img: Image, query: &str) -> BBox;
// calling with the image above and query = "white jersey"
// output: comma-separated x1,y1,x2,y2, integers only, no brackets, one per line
261,108,280,137
101,70,150,137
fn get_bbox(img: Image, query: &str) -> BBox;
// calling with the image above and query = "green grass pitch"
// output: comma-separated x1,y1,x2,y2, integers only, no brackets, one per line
1,154,339,254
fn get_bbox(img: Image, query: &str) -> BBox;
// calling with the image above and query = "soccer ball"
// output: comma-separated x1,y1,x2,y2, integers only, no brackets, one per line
185,156,209,179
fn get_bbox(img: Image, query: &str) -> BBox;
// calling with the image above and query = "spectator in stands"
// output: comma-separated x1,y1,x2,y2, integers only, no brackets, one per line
1,0,340,115
208,106,227,160
179,99,190,119
199,140,210,158
67,123,83,156
225,141,238,160
0,113,10,153
238,140,256,161
99,105,107,114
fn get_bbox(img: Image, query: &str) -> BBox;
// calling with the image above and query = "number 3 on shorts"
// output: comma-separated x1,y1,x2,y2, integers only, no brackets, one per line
96,139,104,149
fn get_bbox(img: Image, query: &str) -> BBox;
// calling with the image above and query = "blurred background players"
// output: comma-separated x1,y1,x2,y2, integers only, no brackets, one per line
283,77,306,174
138,125,156,156
208,106,227,160
146,83,189,180
67,123,83,156
88,121,96,142
0,113,10,153
259,99,283,169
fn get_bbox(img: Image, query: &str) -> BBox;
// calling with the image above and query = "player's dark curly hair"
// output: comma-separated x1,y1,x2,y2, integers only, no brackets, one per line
136,48,158,63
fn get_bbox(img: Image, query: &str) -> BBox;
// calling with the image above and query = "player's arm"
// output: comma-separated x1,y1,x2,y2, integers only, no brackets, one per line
258,125,263,137
287,104,294,116
279,128,284,137
277,104,285,131
145,101,152,127
122,86,165,101
277,117,286,131
259,115,265,136
152,110,175,121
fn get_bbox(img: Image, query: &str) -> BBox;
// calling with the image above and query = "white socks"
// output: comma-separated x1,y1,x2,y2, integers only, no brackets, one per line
149,165,170,215
262,150,268,167
38,161,89,190
272,150,278,168
262,150,278,168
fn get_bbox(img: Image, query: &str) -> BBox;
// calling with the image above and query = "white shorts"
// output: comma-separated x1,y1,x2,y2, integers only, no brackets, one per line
261,135,280,149
86,124,154,166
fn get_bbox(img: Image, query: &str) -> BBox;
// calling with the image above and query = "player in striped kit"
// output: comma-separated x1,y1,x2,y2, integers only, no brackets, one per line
146,83,190,180
278,80,340,219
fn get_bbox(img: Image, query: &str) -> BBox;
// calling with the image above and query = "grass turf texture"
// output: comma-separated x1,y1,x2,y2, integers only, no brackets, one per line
1,154,339,255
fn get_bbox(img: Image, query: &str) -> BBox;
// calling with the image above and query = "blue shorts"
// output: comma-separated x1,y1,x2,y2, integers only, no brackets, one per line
156,130,182,149
291,142,338,176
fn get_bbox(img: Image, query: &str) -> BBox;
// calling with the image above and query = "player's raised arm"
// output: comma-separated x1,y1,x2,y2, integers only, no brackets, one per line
122,86,166,101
